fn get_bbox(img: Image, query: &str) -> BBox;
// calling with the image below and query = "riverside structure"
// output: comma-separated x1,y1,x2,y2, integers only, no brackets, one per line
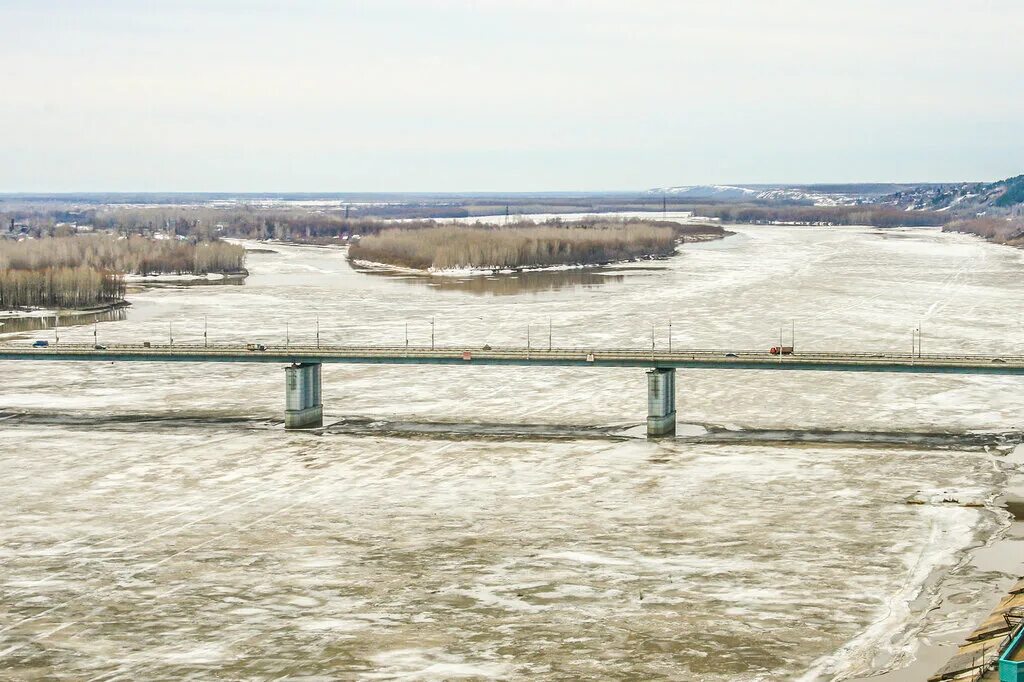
1,343,1023,435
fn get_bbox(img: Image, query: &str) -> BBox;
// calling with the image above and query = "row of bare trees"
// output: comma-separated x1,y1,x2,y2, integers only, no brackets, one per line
943,217,1024,244
0,235,245,275
692,204,948,227
0,267,126,309
91,206,426,241
349,221,677,270
0,235,245,309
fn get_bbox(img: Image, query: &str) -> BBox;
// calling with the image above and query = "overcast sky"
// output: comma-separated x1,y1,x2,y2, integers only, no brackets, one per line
1,0,1021,192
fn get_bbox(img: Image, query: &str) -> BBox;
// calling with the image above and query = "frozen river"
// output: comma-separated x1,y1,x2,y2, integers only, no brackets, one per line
2,224,1024,679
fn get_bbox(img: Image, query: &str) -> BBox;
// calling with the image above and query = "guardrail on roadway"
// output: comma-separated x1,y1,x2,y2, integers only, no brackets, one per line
2,343,1023,374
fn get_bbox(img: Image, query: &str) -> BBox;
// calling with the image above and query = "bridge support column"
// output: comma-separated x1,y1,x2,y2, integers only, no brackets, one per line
646,368,676,438
285,362,322,429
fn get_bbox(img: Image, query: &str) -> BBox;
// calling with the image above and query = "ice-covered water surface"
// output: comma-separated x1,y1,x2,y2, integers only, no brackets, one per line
2,225,1023,679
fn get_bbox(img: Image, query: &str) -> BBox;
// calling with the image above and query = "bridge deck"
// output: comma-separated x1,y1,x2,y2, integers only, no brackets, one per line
2,343,1024,374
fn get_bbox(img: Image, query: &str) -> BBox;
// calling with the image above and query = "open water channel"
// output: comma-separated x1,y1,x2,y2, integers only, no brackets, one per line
2,223,1024,680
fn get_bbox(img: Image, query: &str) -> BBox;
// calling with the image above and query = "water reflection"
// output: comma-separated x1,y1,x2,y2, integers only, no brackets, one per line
352,264,626,296
0,306,127,335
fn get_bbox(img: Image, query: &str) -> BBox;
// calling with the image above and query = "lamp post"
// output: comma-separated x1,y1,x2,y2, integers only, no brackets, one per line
431,317,435,350
204,315,208,348
316,316,320,349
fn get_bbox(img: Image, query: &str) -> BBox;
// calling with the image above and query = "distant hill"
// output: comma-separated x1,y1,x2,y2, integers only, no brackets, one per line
647,183,930,207
648,176,1024,217
878,174,1024,215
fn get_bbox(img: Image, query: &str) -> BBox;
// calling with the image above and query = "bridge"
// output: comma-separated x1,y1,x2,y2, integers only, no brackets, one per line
2,343,1022,436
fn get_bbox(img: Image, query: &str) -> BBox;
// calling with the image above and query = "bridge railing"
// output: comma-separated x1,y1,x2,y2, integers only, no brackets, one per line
3,341,1024,364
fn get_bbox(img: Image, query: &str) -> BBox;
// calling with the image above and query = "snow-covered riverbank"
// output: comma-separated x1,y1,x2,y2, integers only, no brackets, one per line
349,254,676,278
123,270,248,283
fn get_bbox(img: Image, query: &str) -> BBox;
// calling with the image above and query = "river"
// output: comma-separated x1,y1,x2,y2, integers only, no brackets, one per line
1,224,1023,680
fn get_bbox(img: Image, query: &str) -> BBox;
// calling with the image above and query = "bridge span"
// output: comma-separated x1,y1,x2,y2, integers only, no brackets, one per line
2,343,1022,436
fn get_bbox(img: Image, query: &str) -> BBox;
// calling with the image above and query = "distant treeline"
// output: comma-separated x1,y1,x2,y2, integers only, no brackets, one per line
349,220,678,270
3,200,949,245
690,204,949,227
91,207,437,241
0,235,245,309
89,207,708,244
2,200,696,230
943,217,1024,245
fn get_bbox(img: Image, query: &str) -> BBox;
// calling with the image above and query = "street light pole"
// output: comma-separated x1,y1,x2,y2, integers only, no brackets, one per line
431,317,435,350
316,316,320,349
669,317,672,353
204,315,208,348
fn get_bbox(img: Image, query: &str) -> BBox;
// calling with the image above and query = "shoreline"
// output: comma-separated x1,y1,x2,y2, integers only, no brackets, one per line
0,300,130,321
349,254,677,278
123,271,248,283
846,444,1024,681
941,226,1024,250
0,269,248,321
0,301,130,336
1,270,247,331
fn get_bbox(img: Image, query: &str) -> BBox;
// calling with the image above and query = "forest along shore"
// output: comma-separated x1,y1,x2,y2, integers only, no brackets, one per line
0,235,246,320
347,219,731,274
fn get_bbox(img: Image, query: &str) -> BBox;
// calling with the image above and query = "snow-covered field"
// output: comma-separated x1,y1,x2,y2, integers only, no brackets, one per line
2,224,1023,679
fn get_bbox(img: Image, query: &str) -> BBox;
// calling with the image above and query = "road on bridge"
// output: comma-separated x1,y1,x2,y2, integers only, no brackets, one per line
2,343,1024,375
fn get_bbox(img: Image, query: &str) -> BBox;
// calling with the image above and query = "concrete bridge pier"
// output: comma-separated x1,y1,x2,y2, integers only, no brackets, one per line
647,368,676,437
285,362,323,429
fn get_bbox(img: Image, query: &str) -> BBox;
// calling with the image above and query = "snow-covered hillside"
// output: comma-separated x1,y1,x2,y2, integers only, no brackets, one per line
879,175,1024,215
649,175,1024,215
648,184,866,206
